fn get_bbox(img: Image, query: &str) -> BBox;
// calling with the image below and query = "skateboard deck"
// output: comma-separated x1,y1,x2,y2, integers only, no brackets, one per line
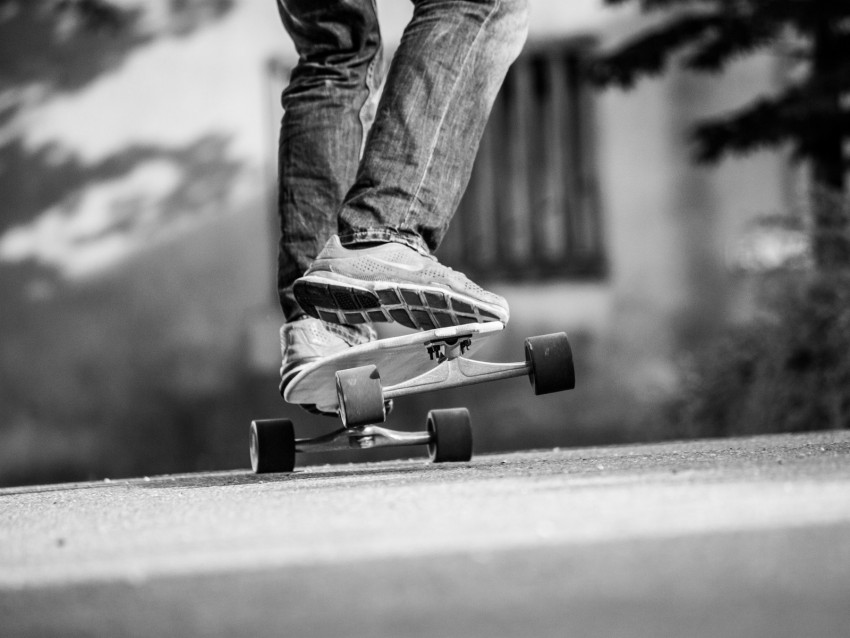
284,321,505,411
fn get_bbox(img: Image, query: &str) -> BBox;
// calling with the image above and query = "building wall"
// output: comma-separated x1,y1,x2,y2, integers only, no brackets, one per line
333,1,789,443
252,0,790,449
0,0,792,483
507,1,787,439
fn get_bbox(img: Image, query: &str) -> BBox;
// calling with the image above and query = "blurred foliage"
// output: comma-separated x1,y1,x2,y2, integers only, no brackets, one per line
592,0,850,166
0,0,235,237
593,0,850,268
0,0,234,102
661,194,850,437
0,0,145,96
0,136,237,235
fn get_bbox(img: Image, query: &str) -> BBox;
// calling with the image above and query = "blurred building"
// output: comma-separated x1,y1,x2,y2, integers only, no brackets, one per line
0,0,793,484
253,0,793,450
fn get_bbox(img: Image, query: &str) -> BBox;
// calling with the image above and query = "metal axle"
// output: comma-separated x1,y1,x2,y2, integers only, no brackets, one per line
296,425,432,453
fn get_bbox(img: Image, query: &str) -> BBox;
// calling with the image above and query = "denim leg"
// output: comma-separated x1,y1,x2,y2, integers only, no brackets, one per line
338,0,529,255
275,0,384,320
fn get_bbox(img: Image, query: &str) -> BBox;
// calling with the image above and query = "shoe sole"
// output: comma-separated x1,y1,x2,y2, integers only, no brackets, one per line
293,275,507,331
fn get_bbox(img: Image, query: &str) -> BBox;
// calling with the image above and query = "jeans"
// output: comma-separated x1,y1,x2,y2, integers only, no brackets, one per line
275,0,529,320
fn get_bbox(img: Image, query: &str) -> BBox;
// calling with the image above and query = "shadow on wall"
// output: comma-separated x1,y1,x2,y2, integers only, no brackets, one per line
0,134,252,488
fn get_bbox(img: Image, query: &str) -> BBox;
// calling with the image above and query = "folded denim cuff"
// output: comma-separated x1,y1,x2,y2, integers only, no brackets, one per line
338,228,431,256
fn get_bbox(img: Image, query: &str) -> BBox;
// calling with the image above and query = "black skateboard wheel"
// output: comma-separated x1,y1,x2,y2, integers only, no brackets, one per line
525,333,575,395
250,419,296,473
427,408,473,463
336,365,386,428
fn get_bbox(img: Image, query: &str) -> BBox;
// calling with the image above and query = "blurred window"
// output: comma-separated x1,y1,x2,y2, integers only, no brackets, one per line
439,37,606,281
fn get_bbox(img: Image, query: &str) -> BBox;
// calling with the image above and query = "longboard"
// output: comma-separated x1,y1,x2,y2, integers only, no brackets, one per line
250,322,575,473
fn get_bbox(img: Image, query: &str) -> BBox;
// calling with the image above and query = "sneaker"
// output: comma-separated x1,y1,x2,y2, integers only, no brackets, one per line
293,236,509,330
279,316,376,415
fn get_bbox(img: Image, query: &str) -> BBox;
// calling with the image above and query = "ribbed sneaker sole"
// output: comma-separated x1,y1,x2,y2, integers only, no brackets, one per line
293,278,505,331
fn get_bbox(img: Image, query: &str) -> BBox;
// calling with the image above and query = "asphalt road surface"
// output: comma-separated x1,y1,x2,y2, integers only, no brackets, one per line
2,430,850,638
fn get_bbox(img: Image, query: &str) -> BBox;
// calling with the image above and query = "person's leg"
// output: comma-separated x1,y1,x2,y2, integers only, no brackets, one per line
340,0,529,253
294,0,529,330
275,0,384,321
275,0,384,409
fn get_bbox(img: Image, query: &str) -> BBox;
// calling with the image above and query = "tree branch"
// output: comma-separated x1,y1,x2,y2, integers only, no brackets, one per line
592,12,725,87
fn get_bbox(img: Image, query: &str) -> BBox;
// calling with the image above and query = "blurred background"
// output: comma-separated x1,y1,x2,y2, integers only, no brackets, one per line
1,0,847,487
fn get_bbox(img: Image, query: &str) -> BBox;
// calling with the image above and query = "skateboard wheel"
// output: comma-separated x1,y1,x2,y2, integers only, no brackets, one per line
336,365,386,428
427,408,473,463
525,333,575,395
250,419,296,474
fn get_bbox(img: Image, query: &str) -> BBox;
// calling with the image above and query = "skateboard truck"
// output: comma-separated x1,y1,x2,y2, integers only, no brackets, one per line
295,425,431,452
425,336,473,360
